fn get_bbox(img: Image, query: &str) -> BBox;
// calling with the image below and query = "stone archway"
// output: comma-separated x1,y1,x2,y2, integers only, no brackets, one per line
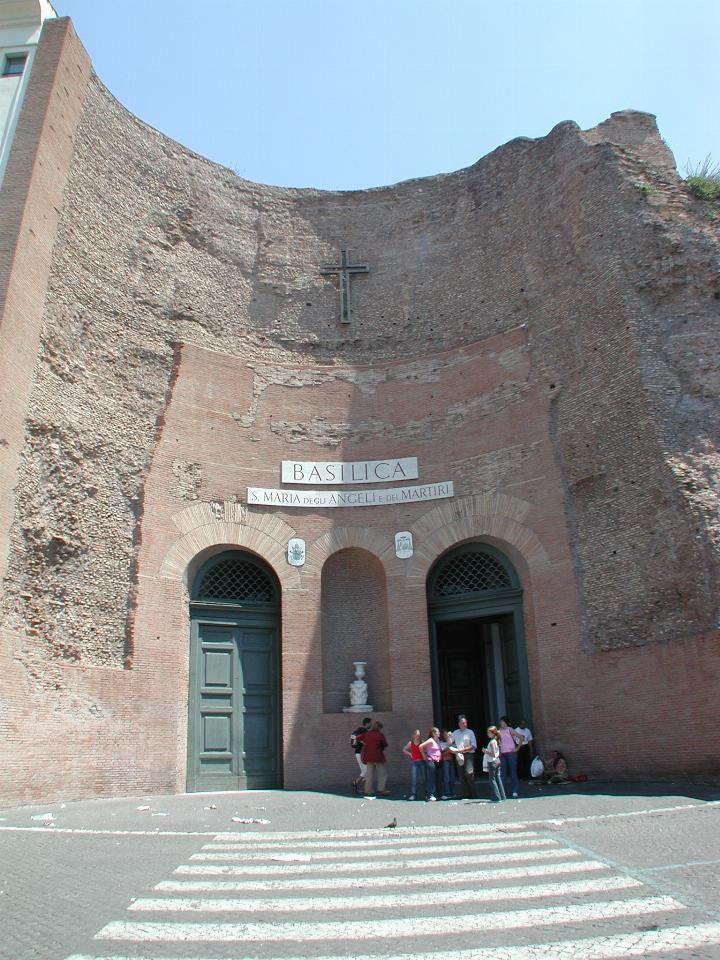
187,549,281,792
427,541,532,737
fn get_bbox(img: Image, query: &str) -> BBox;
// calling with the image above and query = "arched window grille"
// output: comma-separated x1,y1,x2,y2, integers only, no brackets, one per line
193,554,277,605
429,547,516,601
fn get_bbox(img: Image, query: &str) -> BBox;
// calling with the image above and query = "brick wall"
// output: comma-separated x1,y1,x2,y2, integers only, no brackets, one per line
0,19,718,804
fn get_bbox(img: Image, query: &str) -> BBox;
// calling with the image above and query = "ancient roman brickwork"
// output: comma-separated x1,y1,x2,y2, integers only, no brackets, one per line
0,16,718,804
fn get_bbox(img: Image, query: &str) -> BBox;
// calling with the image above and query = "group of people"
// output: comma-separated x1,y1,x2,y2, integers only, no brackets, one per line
350,715,537,802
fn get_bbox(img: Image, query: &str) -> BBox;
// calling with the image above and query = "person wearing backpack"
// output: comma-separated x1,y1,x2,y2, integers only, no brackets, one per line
355,720,390,797
350,717,372,792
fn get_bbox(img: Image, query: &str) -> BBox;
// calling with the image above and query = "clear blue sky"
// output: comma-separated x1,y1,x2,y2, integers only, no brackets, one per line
56,0,719,190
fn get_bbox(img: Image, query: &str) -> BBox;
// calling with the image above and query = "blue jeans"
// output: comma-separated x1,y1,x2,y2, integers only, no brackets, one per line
488,761,506,801
425,760,438,798
409,759,425,798
501,751,519,795
441,759,455,797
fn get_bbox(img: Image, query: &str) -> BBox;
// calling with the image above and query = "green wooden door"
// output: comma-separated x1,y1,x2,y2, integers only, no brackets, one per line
187,611,280,792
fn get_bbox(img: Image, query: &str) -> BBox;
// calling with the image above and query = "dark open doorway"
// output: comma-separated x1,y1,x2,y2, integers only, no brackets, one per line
428,543,533,745
435,612,519,734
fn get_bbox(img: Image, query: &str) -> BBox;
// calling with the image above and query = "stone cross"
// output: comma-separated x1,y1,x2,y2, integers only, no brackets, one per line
320,248,369,324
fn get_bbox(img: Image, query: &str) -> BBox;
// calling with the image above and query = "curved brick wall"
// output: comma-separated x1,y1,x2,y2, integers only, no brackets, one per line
0,17,718,803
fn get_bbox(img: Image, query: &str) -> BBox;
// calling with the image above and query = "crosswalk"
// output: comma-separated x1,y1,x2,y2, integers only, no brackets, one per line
65,822,720,959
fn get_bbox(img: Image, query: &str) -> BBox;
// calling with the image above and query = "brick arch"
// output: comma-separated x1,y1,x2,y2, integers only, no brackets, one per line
159,503,301,591
405,493,550,583
303,526,394,577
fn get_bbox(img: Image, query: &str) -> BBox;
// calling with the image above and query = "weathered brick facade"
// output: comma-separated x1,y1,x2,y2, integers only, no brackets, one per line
0,17,718,804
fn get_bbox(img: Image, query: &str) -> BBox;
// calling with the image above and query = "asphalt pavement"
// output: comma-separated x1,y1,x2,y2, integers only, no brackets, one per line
1,780,719,960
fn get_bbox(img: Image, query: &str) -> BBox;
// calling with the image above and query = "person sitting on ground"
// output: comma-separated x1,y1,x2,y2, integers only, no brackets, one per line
544,750,570,784
402,729,425,801
355,720,390,797
418,727,443,802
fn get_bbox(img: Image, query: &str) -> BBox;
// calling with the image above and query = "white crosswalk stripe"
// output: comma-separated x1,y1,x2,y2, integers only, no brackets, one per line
128,875,643,912
96,896,685,941
155,858,611,893
174,845,581,875
61,922,720,958
61,823,720,960
199,827,544,850
189,836,559,861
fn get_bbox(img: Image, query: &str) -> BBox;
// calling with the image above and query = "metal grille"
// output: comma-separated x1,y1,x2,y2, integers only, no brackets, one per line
196,558,275,603
433,551,512,598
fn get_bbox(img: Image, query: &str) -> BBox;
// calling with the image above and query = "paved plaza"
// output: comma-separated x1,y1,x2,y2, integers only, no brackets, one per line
1,782,719,960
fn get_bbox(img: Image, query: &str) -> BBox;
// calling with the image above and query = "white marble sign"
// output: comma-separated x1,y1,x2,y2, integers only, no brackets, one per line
248,481,453,509
281,457,418,485
395,531,414,559
287,538,306,566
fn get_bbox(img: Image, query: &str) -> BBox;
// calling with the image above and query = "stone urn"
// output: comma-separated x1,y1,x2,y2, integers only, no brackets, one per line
343,660,373,713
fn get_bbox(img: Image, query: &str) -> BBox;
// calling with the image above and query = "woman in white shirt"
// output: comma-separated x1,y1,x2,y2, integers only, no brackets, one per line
482,726,506,802
515,718,533,781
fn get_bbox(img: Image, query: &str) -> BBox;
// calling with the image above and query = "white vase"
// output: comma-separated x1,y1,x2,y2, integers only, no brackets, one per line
343,660,373,713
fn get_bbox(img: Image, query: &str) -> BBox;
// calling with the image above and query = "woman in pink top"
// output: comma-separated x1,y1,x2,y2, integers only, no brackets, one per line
419,727,442,802
498,716,524,798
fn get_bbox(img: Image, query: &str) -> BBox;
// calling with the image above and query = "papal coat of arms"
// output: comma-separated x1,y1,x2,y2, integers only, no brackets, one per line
395,531,413,559
287,538,306,566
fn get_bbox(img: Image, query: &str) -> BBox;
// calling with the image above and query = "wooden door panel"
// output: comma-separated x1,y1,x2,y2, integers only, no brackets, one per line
188,614,280,792
203,649,233,688
240,627,278,788
202,714,232,753
241,648,271,686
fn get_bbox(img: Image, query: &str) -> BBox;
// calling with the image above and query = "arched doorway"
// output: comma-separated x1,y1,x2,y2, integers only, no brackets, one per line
187,550,281,792
427,543,532,735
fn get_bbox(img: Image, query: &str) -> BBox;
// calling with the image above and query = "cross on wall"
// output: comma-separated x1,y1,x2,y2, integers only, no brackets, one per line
320,248,369,324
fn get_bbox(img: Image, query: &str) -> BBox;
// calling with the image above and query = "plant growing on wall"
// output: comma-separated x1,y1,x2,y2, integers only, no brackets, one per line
684,155,720,201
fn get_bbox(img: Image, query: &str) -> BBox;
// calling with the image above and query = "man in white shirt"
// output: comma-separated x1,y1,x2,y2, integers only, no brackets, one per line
452,715,477,799
515,718,533,780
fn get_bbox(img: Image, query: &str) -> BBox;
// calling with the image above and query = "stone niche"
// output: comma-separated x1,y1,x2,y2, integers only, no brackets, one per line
320,547,392,713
